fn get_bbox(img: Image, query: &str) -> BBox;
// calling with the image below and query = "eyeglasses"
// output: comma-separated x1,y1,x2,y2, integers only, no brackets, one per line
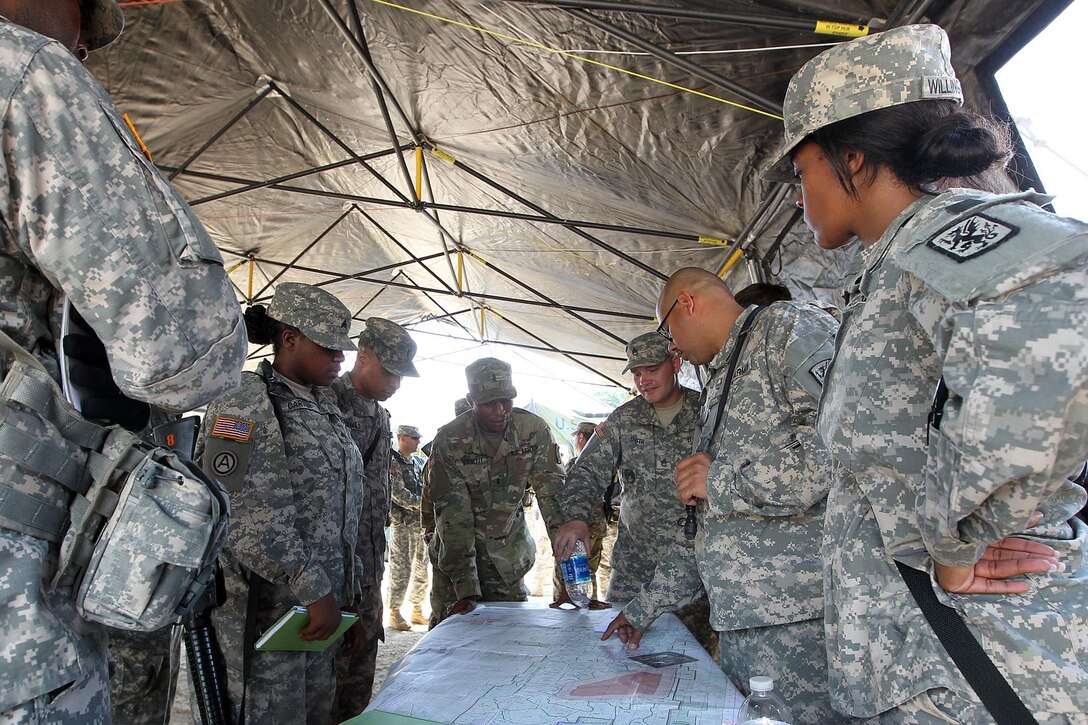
656,299,678,343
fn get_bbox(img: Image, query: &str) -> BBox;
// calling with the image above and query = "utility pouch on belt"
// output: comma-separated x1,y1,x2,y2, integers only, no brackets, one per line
0,329,229,632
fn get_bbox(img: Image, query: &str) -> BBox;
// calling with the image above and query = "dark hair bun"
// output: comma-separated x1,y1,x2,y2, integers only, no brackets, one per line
244,304,275,345
913,111,1011,184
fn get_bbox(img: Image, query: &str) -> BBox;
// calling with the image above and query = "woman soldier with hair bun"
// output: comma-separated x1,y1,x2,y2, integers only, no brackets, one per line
764,24,1088,724
196,283,366,724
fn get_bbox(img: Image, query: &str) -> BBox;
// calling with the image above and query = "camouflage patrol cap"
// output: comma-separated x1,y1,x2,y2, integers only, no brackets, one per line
81,0,125,51
397,424,421,438
465,358,517,404
622,332,672,373
575,421,596,437
267,283,356,351
763,24,963,182
357,317,419,377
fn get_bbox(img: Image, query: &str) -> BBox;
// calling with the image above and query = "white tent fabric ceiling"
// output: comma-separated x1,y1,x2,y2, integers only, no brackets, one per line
88,0,1046,386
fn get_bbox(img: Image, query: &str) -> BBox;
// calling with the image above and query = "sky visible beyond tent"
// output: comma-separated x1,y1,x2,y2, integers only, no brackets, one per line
996,0,1088,220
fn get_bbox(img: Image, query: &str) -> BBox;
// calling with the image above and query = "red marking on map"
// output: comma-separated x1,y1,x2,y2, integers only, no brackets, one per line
567,671,664,697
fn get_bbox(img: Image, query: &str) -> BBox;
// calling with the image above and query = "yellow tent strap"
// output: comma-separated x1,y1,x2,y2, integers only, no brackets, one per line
415,146,423,199
367,0,783,121
122,113,154,163
717,248,744,278
457,250,464,293
479,306,486,341
247,256,255,300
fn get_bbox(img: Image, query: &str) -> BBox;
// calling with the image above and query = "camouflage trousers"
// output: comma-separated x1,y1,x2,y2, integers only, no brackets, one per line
596,519,618,599
431,543,529,626
107,626,177,725
388,512,428,611
333,583,384,722
717,617,837,725
427,541,455,629
0,530,110,725
214,560,339,725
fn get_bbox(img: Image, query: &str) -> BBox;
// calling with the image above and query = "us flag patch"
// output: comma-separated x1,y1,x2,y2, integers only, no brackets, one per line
210,416,255,442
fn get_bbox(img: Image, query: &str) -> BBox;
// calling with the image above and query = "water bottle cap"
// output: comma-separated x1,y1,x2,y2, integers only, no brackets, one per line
749,676,774,693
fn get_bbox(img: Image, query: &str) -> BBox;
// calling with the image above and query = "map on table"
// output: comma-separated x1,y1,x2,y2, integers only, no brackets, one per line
358,604,743,724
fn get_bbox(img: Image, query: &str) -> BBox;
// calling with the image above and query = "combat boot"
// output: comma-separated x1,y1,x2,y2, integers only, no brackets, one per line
410,604,427,625
388,609,411,631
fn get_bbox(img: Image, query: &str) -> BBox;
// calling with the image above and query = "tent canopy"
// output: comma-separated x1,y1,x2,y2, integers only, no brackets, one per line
90,0,1056,386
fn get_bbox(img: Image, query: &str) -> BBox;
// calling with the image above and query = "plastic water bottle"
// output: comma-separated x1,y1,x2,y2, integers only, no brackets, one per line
736,676,791,725
560,540,592,607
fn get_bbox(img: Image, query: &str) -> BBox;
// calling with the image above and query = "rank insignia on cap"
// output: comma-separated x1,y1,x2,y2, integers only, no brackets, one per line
210,416,256,442
927,214,1019,262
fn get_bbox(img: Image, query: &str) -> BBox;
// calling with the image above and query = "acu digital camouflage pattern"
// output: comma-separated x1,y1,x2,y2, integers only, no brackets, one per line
267,282,356,351
426,407,564,615
0,20,245,721
196,362,364,724
0,23,245,411
560,389,717,653
622,302,839,724
358,317,419,377
389,450,429,612
328,371,394,719
560,389,701,602
621,332,672,373
107,627,176,724
818,189,1088,720
763,24,963,182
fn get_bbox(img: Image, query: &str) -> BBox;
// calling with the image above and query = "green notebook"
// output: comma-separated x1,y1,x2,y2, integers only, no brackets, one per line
254,605,359,652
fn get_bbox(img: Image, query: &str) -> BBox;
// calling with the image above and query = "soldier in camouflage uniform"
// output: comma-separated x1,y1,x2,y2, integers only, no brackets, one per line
329,316,418,721
554,333,717,655
388,424,429,630
197,284,364,725
427,358,564,621
0,2,247,721
605,269,839,724
765,24,1088,722
422,397,469,628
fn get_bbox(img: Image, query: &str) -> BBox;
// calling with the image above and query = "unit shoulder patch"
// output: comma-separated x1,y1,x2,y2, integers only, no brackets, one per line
926,213,1019,262
210,415,256,442
809,358,830,387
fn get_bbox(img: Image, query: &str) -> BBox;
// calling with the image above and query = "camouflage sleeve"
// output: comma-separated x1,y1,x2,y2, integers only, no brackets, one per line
920,267,1088,567
198,380,332,605
3,42,245,411
390,460,422,512
621,540,705,631
559,422,620,524
709,307,837,516
427,438,481,600
420,483,435,532
528,425,565,531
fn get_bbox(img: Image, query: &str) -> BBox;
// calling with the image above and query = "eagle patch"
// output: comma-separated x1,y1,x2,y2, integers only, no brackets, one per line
927,214,1018,262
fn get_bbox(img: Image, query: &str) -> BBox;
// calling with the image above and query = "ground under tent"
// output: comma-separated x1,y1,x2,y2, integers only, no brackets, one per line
90,0,1063,388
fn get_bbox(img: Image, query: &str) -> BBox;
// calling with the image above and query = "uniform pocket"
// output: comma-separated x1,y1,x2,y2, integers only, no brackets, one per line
99,105,224,266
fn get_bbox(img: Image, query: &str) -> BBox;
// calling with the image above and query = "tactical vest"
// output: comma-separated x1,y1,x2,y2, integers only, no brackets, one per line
0,331,228,631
